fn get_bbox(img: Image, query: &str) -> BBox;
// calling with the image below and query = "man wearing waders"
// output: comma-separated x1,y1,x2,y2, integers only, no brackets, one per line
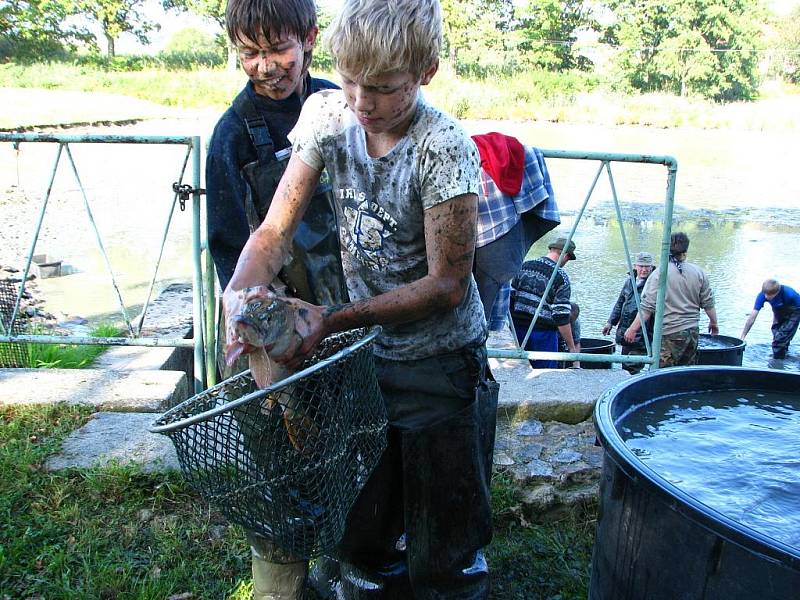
741,279,800,359
205,0,347,597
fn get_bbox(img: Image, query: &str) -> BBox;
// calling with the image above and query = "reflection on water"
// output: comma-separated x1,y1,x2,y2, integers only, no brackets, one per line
620,389,800,550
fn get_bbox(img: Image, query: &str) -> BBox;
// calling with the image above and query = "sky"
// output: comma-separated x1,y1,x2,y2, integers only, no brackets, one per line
114,0,800,55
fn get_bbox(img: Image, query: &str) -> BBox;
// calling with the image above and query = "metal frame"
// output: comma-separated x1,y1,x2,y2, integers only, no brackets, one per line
487,149,677,371
0,133,208,393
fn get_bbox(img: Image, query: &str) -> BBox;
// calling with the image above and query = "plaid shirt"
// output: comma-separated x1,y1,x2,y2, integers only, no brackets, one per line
476,146,559,247
478,146,559,329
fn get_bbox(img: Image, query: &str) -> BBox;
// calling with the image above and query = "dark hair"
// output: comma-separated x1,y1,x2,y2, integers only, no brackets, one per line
226,0,318,47
670,232,690,255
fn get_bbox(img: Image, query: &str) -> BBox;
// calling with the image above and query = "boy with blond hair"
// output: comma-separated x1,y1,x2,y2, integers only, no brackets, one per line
224,0,494,597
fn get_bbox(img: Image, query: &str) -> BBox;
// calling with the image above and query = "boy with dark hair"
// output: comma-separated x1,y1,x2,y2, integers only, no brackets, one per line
206,1,346,597
206,0,344,300
223,0,495,597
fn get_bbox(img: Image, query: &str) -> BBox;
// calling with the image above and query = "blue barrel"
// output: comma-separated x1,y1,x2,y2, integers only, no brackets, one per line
591,367,800,600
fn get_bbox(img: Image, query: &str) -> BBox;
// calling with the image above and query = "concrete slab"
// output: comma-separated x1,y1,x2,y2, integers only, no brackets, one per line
488,328,631,424
44,412,180,473
0,368,188,412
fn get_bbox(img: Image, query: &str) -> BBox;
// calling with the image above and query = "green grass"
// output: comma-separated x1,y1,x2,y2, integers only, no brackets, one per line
22,323,121,369
2,60,799,130
0,403,595,599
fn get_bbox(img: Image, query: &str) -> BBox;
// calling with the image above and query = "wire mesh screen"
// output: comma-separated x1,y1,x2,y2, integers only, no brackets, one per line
151,327,387,560
0,279,29,368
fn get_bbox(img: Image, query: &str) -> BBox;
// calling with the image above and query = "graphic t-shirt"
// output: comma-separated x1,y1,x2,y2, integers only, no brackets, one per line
291,90,486,359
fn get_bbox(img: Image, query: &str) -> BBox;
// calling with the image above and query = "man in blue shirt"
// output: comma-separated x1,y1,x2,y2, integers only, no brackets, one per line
741,279,800,359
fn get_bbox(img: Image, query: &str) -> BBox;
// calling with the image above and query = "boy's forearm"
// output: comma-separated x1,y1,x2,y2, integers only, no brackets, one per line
323,272,468,333
227,223,289,292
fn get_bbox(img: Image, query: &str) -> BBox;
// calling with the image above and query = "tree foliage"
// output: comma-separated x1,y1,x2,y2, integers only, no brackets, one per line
75,0,158,58
440,0,513,70
0,0,94,58
770,5,800,84
603,0,764,101
161,0,225,27
514,0,598,71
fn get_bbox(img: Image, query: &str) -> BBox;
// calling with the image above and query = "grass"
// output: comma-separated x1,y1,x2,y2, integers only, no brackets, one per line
1,60,799,131
0,403,595,599
22,323,121,369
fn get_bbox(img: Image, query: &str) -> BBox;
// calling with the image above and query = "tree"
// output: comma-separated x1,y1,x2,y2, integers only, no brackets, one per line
162,0,235,69
515,0,598,71
603,0,764,101
440,0,513,71
771,6,800,83
75,0,158,58
0,0,94,58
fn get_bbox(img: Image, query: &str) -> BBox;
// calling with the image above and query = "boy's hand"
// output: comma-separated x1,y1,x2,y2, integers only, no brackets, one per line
601,323,612,336
270,298,329,370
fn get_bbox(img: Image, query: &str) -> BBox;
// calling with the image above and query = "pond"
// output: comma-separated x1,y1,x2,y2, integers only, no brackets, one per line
460,120,800,371
1,117,798,368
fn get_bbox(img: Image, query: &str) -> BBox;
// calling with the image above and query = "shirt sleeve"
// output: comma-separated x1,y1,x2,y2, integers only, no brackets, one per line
418,120,480,210
289,91,330,172
699,271,715,309
640,269,659,313
754,291,766,310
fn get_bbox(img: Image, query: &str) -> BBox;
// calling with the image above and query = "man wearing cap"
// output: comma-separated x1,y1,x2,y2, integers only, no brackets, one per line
602,252,655,374
625,232,718,367
510,236,579,368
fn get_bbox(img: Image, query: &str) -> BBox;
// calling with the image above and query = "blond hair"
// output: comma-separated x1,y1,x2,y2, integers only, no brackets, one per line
762,279,780,295
324,0,441,81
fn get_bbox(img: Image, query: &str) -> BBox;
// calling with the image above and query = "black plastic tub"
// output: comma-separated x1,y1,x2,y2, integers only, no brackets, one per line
590,367,800,600
696,333,746,366
579,337,614,369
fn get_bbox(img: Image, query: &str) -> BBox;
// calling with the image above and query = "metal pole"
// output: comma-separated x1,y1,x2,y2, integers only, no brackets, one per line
649,157,679,371
190,136,206,393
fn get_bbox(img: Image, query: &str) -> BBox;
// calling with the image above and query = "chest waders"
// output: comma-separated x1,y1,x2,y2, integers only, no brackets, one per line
235,90,348,307
233,91,346,600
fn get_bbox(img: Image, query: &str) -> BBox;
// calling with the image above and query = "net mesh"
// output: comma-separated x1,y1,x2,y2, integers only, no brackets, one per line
0,279,29,368
152,327,387,560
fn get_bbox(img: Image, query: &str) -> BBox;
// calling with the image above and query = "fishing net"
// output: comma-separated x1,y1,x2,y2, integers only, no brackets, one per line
0,279,29,368
151,326,387,561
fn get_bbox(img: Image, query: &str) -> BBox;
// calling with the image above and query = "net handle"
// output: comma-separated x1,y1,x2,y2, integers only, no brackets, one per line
149,326,382,435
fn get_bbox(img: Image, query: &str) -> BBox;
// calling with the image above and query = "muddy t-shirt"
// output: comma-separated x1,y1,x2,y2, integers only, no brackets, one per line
291,89,487,360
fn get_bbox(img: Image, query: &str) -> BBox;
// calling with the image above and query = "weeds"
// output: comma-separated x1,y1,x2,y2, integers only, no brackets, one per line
21,322,121,369
1,404,597,598
2,60,798,130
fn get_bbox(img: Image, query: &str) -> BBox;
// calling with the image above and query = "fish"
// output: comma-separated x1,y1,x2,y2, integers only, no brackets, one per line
225,288,318,451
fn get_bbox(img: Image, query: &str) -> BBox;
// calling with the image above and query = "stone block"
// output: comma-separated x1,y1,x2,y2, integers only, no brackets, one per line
44,412,180,473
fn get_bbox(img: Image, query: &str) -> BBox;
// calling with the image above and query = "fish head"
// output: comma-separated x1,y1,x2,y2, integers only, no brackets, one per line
231,295,294,350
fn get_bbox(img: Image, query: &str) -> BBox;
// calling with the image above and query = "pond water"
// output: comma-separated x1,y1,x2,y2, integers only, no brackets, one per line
620,388,800,550
1,117,798,367
460,119,800,370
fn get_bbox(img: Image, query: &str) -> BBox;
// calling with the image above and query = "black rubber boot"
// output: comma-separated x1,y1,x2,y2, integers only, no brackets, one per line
400,396,493,599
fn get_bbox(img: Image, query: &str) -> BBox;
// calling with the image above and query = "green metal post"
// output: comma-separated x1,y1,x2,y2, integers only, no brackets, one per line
191,136,205,392
648,157,679,372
